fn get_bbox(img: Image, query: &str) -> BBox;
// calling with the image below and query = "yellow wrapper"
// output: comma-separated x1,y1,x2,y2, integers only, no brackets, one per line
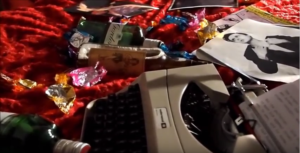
1,73,37,89
18,79,37,89
55,73,69,85
199,19,209,29
45,73,76,114
197,22,219,45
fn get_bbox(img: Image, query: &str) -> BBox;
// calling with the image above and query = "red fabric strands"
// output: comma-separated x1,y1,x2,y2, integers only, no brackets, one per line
0,0,297,140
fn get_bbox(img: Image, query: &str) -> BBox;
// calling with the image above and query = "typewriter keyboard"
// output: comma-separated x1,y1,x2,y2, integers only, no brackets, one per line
81,84,148,153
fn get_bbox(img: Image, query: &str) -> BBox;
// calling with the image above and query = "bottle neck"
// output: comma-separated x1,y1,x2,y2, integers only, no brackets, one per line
0,112,15,121
145,55,193,71
142,38,162,48
53,139,90,153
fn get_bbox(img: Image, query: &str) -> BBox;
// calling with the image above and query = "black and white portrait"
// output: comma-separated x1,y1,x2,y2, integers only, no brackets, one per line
198,19,300,83
223,33,299,73
169,0,237,10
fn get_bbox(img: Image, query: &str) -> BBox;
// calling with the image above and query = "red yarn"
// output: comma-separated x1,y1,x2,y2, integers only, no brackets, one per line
0,0,295,140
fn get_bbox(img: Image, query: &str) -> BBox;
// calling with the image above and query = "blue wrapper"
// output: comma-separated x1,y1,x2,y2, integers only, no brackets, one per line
64,29,94,48
159,43,195,59
167,51,195,59
160,15,189,31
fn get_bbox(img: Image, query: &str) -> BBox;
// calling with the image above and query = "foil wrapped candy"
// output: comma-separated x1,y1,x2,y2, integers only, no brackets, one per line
45,74,76,114
160,15,189,31
183,8,207,32
0,73,38,90
159,42,195,59
64,29,93,49
69,62,107,87
197,22,219,45
45,63,107,114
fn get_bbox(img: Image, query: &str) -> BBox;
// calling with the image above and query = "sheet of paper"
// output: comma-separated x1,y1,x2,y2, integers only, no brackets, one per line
239,80,299,153
198,19,300,83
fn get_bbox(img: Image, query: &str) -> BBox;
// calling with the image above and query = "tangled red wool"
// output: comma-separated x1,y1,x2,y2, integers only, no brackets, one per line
0,0,297,140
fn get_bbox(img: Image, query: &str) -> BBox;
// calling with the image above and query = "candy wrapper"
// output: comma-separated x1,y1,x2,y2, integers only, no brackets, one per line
65,1,158,18
159,42,195,59
0,73,37,90
45,74,76,114
64,29,93,49
69,62,107,87
197,22,219,45
183,9,208,32
160,15,189,31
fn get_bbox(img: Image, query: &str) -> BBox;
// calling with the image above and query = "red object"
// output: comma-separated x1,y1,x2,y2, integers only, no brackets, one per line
0,0,296,140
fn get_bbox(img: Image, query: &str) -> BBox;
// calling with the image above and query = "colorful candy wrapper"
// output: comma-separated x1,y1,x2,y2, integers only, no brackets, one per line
167,51,195,59
67,29,93,48
160,15,189,31
0,73,37,89
159,43,195,59
197,22,219,45
183,9,207,32
69,62,107,87
45,74,76,114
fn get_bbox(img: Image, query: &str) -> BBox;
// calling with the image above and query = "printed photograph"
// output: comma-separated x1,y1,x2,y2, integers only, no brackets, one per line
198,19,300,83
169,0,237,10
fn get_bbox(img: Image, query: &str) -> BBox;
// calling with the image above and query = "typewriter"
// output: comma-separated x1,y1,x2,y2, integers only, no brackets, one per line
81,64,267,153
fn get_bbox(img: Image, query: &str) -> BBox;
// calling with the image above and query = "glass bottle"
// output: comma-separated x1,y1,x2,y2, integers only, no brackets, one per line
145,55,207,71
0,113,90,153
77,18,161,47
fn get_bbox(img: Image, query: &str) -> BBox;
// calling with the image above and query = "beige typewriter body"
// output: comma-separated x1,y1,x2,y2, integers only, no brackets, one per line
82,64,266,153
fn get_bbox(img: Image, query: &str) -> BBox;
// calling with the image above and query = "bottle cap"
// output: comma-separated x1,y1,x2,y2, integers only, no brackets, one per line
143,38,162,48
54,139,91,153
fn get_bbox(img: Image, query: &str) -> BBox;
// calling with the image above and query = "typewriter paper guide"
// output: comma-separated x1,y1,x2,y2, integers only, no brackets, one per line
239,79,299,153
199,19,300,83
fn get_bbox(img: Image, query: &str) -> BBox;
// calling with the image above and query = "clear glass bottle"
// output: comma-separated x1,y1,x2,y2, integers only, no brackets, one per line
0,113,90,153
77,18,161,47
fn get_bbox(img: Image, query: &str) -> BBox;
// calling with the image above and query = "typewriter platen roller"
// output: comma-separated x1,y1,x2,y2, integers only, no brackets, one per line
81,64,267,153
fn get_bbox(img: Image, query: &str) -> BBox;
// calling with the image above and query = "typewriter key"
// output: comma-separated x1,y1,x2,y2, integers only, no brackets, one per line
108,94,116,100
115,129,126,135
129,112,139,118
105,128,114,135
129,129,139,135
128,104,138,110
94,114,104,124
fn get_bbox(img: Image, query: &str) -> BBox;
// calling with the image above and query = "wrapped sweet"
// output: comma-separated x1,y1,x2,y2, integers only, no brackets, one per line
45,74,76,114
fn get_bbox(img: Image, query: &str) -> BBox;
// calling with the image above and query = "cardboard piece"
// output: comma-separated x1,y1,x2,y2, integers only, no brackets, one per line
88,48,146,76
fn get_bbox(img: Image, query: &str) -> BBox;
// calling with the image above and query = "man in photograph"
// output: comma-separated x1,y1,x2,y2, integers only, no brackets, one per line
223,32,299,74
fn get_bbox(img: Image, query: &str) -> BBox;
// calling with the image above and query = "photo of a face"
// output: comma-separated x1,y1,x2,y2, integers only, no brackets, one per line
227,33,251,43
169,0,237,10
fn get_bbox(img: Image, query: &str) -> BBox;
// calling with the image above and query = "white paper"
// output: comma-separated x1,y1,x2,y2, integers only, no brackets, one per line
239,80,299,153
198,19,299,83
